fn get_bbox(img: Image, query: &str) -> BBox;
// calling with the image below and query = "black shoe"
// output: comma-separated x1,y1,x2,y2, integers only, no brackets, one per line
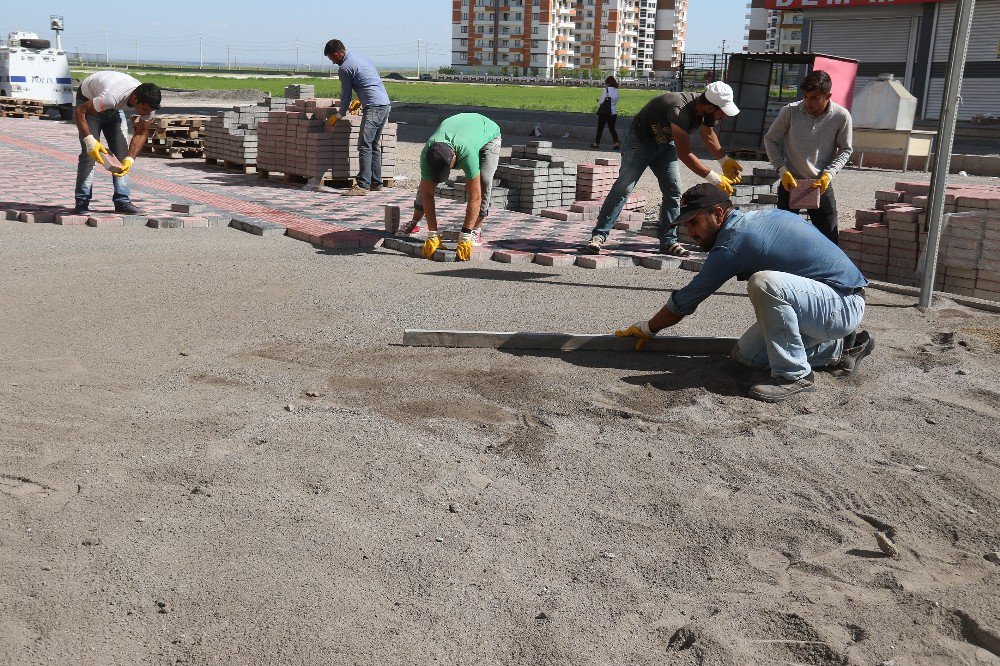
71,205,90,216
369,184,383,192
115,202,143,215
748,371,817,403
834,330,875,377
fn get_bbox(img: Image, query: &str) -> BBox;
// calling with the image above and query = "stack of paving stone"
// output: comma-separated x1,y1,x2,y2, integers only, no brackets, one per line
143,115,206,158
204,97,288,172
284,84,315,99
257,99,397,185
434,174,509,210
540,196,647,230
576,159,620,202
0,97,48,119
496,141,577,215
840,181,1000,300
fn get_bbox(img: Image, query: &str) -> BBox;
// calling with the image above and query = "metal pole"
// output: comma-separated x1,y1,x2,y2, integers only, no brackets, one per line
416,40,421,78
135,38,138,67
296,37,300,71
105,30,109,65
919,0,976,309
199,32,203,69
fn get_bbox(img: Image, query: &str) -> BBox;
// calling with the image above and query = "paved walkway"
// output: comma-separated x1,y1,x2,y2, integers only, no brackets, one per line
0,117,693,269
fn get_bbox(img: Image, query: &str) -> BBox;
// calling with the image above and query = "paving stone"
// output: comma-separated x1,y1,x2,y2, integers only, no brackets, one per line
54,214,89,226
533,253,576,267
4,209,23,221
432,249,458,262
86,215,124,227
171,203,208,214
491,250,534,264
147,217,184,229
181,217,210,228
576,255,619,269
680,258,706,272
120,215,148,227
640,255,682,270
19,211,55,224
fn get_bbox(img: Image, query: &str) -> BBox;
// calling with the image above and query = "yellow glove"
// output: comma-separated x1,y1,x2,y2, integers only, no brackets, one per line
779,169,798,192
719,155,743,183
812,172,831,194
422,233,441,259
348,98,362,115
456,232,473,262
83,135,107,165
113,157,134,178
614,321,654,351
706,170,735,196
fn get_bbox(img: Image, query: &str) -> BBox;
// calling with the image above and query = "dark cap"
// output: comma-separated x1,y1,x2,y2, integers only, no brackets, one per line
671,183,732,227
425,142,455,183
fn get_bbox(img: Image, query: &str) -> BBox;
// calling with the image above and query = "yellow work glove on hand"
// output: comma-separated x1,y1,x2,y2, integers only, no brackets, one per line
422,233,441,259
113,157,134,178
779,167,798,192
812,172,831,194
719,155,743,183
348,98,362,115
705,170,735,196
83,135,107,165
614,321,655,351
456,231,473,262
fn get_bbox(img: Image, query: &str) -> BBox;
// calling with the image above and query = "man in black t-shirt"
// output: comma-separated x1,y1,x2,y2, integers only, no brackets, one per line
584,82,743,257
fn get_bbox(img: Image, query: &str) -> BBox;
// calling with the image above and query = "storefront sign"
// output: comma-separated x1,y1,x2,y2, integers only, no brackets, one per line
765,0,949,8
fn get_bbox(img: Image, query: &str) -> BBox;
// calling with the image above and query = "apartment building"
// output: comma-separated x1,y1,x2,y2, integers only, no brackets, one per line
451,0,687,79
744,2,803,53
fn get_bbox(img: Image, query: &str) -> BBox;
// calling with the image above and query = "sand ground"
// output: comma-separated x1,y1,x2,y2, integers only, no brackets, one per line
1,99,999,665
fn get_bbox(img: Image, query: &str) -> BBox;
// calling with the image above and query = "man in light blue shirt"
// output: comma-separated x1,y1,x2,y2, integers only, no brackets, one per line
324,39,392,196
616,184,875,403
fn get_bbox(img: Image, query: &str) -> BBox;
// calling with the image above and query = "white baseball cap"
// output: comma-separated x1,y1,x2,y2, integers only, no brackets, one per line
704,81,740,116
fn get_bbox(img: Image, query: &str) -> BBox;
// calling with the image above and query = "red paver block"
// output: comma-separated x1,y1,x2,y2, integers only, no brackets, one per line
533,253,576,267
576,255,619,269
788,180,820,209
384,205,401,233
19,211,55,224
613,220,642,231
491,250,533,264
875,190,905,203
86,215,124,227
4,210,22,221
55,214,89,225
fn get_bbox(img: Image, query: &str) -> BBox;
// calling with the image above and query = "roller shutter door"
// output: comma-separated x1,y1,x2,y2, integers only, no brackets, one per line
924,0,1000,120
808,17,914,93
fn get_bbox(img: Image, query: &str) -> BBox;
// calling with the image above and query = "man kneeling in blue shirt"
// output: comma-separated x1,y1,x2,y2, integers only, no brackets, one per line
616,184,875,402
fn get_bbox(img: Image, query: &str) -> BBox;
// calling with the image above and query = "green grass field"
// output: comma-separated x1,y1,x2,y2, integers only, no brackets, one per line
73,72,666,116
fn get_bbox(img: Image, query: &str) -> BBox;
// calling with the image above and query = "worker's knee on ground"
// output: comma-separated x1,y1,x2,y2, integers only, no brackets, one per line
730,343,767,369
747,271,782,302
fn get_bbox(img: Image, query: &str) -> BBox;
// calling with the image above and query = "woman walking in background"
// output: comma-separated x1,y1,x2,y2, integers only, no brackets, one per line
592,76,620,150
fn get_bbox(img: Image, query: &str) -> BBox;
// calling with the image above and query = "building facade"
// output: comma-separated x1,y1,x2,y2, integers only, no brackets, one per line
744,0,1000,122
744,2,803,53
451,0,687,78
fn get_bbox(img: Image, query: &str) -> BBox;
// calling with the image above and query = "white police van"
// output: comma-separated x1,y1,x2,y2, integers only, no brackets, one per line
0,31,73,118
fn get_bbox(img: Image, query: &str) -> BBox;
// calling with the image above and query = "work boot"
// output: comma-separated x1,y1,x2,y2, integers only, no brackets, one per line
369,183,384,192
343,185,368,196
832,330,875,377
71,204,90,216
115,202,143,215
582,235,604,254
748,371,816,403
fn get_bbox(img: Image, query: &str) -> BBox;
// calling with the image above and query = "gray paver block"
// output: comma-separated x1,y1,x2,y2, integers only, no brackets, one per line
148,217,184,229
171,203,208,214
640,255,682,270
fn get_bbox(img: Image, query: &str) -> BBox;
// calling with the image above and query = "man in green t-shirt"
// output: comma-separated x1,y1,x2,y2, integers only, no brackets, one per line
396,113,502,262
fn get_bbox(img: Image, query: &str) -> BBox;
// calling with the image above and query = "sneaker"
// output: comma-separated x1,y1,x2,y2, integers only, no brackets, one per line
834,330,875,377
114,202,143,215
582,235,604,254
748,371,817,403
395,218,422,237
370,184,384,192
470,228,484,246
660,242,691,258
343,185,368,196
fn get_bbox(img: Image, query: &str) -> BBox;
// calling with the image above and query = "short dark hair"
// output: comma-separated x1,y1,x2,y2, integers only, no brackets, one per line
605,76,618,88
324,39,346,56
801,70,832,95
133,83,161,109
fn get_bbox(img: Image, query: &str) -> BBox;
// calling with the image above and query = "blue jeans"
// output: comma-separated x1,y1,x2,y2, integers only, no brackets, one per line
357,104,391,188
732,271,866,380
75,107,132,208
590,126,682,249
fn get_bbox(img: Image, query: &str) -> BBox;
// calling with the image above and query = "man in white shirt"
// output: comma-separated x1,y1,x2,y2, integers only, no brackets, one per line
73,71,161,215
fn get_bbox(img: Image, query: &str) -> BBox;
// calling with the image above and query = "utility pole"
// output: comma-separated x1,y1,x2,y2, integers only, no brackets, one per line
416,40,421,78
296,37,300,71
233,48,237,70
104,30,109,65
199,32,203,69
227,44,231,70
135,38,139,67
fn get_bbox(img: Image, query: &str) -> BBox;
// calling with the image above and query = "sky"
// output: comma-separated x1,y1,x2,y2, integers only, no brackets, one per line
3,1,749,68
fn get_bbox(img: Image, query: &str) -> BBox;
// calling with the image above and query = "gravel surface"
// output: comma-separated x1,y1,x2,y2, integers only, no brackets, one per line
3,100,999,665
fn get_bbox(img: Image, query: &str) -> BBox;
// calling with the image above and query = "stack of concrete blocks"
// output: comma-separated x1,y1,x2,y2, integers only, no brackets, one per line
284,84,315,99
435,174,509,211
204,97,288,169
496,141,577,215
576,159,619,202
841,181,1000,300
326,114,398,183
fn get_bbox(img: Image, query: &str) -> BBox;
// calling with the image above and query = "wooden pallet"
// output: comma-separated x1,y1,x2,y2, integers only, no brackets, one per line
205,157,257,174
